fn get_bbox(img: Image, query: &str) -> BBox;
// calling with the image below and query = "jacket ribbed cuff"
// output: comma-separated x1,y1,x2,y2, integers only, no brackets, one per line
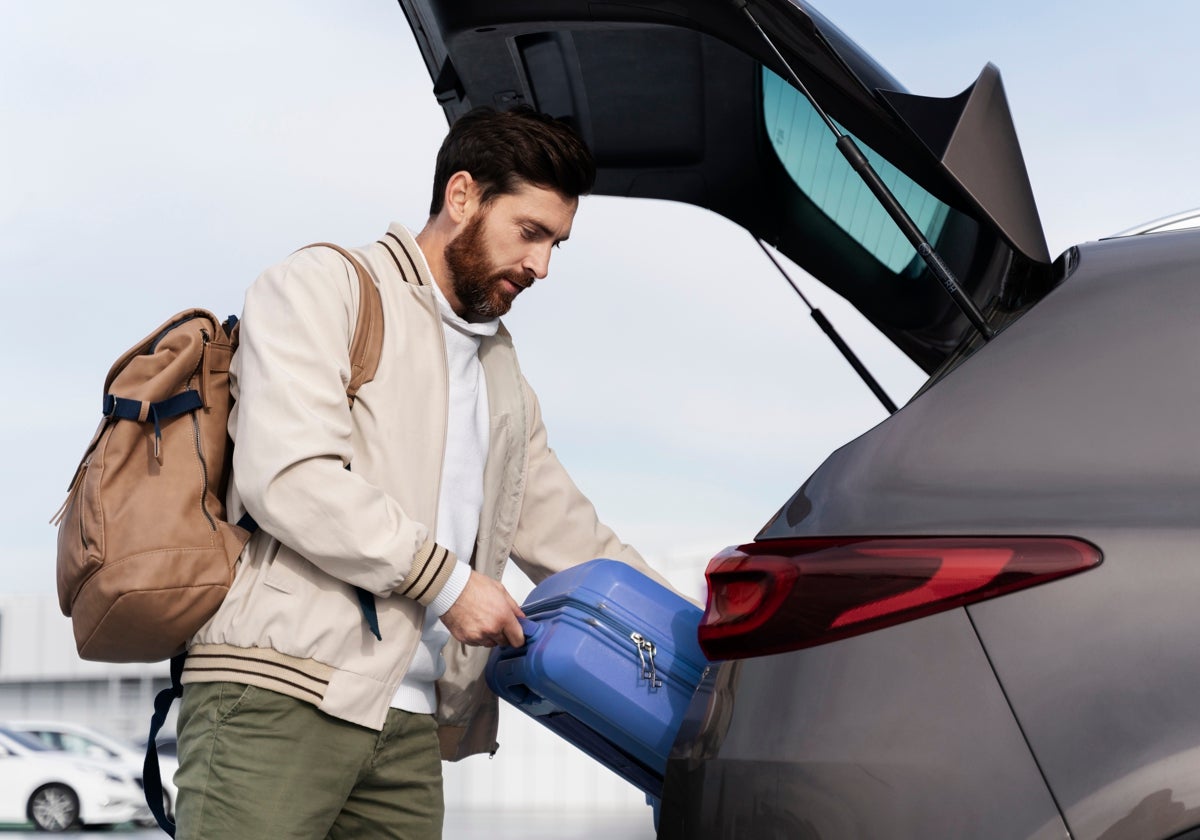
396,539,457,606
429,560,471,616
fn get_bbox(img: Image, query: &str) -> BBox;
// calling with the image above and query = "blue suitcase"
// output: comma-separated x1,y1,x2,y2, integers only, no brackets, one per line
485,558,707,797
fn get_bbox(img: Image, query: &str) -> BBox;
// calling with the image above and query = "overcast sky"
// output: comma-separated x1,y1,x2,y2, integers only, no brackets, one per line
3,1,1197,599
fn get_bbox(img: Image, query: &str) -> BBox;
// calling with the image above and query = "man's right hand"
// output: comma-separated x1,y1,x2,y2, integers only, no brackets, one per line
441,570,526,648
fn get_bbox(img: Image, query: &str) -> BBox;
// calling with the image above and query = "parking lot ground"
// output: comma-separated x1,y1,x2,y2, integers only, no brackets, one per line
2,808,657,838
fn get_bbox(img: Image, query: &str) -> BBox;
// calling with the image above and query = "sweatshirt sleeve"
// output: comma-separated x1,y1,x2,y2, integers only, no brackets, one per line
508,377,679,594
228,247,456,604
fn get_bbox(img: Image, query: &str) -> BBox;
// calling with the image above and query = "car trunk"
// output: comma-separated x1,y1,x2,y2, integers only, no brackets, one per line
397,0,1056,372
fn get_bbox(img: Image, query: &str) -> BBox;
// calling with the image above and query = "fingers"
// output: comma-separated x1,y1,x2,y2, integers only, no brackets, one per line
441,571,526,648
499,613,525,648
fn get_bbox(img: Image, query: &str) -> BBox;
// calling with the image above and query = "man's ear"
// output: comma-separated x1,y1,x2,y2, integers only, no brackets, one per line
443,171,478,224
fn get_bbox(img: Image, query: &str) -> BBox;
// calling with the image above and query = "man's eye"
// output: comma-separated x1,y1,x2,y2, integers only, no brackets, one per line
521,227,537,240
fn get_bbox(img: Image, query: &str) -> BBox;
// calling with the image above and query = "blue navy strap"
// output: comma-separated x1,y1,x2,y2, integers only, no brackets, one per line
143,653,185,836
103,390,203,423
339,460,382,641
356,587,382,641
104,390,204,461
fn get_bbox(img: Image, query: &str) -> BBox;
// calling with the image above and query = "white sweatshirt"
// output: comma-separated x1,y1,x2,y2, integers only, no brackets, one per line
391,265,497,713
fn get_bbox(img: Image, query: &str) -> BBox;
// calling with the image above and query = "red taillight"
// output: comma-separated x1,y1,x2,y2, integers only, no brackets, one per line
698,537,1102,660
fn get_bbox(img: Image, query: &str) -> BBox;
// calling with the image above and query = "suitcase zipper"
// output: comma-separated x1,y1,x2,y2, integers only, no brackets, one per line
629,632,663,690
526,597,703,690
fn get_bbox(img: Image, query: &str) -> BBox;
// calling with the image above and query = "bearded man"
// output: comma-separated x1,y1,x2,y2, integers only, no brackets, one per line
172,106,672,839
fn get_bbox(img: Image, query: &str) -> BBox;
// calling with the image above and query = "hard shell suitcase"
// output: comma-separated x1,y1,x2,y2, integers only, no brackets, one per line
485,558,707,797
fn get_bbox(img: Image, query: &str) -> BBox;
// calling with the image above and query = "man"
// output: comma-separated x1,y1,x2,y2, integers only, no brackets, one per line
172,106,673,839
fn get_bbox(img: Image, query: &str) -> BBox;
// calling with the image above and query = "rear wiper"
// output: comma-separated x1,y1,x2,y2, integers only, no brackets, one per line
735,0,995,343
754,236,898,415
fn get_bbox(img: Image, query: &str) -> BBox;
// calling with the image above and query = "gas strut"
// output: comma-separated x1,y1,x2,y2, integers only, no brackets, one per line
754,236,898,414
735,0,995,342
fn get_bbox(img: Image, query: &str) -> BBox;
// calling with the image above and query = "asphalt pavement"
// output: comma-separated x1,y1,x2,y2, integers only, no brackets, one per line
4,808,657,838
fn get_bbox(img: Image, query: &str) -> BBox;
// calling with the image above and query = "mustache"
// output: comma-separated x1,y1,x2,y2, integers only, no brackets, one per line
495,271,534,291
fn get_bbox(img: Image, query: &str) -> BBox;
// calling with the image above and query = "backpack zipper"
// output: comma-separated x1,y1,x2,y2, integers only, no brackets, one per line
50,456,94,554
192,329,217,532
50,459,87,529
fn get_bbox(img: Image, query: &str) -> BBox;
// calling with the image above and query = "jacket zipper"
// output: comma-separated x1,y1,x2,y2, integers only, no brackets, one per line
433,299,449,556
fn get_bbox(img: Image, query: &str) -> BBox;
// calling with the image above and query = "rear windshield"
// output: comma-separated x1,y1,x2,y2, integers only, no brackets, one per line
762,68,949,274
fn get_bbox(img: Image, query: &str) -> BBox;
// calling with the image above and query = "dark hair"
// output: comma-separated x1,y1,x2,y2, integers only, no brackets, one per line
429,105,596,216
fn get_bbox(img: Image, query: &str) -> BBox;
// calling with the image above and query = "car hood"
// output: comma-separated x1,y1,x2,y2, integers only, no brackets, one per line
396,0,1054,370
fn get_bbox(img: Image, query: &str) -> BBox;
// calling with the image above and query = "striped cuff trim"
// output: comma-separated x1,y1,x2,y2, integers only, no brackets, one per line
397,539,457,606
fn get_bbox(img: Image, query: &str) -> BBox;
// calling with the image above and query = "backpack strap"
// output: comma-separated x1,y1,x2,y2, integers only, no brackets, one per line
233,243,385,530
144,653,184,835
301,242,385,407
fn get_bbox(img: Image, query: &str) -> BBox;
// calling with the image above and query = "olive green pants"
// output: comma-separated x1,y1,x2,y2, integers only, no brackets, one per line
174,682,444,840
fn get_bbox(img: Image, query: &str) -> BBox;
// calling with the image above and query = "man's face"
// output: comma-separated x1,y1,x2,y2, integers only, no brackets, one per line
443,181,578,321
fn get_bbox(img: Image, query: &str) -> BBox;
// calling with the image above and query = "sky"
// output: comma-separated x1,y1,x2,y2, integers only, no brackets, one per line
3,0,1198,599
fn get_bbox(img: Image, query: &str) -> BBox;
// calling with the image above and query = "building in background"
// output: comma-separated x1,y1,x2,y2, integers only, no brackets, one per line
0,594,168,741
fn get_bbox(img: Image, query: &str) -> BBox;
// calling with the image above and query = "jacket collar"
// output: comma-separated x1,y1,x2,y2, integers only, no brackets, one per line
377,223,433,287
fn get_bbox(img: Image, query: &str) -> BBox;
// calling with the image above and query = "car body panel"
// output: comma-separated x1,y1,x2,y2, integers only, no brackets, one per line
660,609,1068,839
969,526,1200,840
732,230,1200,839
761,230,1200,540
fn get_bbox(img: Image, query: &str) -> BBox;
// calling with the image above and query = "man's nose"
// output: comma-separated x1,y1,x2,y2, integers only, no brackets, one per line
523,245,553,280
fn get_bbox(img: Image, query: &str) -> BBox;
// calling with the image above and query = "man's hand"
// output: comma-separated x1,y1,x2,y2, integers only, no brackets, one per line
441,570,526,648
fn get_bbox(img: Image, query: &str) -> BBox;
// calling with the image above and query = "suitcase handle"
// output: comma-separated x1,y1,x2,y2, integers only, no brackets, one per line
516,617,541,645
488,618,545,708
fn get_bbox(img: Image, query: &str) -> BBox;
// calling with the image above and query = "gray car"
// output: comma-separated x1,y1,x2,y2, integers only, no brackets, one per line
396,1,1200,838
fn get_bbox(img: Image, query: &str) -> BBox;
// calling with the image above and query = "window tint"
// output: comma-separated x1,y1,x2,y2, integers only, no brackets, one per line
762,68,949,273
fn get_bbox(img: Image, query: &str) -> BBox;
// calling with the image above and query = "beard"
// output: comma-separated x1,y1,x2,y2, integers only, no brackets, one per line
443,212,530,321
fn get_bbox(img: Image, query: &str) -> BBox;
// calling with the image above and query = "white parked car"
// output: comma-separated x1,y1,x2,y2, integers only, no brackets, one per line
4,719,177,825
0,727,149,831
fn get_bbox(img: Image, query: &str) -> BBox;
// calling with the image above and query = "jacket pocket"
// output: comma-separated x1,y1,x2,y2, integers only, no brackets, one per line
263,546,305,594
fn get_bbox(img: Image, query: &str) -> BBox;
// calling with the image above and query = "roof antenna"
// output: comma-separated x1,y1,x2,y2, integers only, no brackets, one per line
734,0,995,342
755,236,898,414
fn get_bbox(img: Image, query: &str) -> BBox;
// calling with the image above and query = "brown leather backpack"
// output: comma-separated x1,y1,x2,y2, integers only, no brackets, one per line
53,243,384,662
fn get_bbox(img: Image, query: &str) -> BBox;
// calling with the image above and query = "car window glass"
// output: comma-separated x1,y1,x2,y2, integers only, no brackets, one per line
31,731,65,750
1,729,51,751
66,732,113,757
762,68,949,273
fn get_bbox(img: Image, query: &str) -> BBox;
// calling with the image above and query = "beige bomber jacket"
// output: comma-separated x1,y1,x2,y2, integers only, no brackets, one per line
183,223,665,760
